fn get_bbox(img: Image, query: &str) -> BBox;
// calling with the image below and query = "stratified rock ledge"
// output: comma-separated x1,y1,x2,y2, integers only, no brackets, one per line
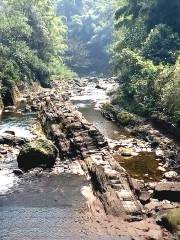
39,92,143,217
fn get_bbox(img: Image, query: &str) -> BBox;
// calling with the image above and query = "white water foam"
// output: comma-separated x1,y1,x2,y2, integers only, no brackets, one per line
0,169,18,195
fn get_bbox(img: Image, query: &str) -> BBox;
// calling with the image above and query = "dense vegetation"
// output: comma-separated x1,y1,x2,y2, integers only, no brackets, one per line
112,0,180,126
0,0,71,100
1,0,180,127
57,0,116,75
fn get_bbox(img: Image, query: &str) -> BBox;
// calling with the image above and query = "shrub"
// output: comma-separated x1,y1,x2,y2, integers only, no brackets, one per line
117,111,137,126
142,24,180,64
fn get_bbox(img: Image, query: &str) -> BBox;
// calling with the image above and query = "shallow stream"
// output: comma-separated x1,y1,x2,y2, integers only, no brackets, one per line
0,80,165,239
71,82,164,181
0,110,129,239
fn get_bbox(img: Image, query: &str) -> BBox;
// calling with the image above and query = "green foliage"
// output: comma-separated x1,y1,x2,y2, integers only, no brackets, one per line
112,0,180,125
142,24,180,64
102,103,117,115
161,59,180,125
57,0,116,75
0,0,70,94
146,0,180,35
161,208,180,232
116,110,136,126
113,48,162,115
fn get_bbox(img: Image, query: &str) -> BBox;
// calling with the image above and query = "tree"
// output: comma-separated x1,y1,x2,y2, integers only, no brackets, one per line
146,0,180,34
0,0,69,96
142,24,180,64
112,0,180,124
57,0,116,75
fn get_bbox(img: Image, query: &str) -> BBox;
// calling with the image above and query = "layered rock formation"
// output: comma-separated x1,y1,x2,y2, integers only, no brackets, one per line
39,92,143,217
154,182,180,202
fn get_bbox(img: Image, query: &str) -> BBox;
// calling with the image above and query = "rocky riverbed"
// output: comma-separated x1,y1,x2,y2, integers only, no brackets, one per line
70,77,180,238
0,77,179,239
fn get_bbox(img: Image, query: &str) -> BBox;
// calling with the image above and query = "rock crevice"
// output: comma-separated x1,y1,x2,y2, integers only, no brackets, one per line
39,92,143,217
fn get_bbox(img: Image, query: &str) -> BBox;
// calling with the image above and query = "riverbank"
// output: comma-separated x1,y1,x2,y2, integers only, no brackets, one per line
0,77,179,239
101,103,180,172
69,77,180,238
0,112,132,240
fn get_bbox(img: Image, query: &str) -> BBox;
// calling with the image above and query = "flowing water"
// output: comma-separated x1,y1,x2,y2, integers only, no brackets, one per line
0,173,94,240
0,111,131,240
0,112,88,240
0,112,37,195
72,82,164,181
0,81,164,239
71,84,130,140
0,112,36,139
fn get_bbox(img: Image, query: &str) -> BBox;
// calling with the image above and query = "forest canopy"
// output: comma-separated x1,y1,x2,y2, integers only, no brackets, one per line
112,0,180,125
56,0,116,75
0,0,70,97
0,0,180,127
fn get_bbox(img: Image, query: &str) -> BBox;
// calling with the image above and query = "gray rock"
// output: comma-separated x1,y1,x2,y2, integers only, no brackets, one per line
17,138,58,171
164,171,178,180
0,133,27,145
0,149,8,155
157,166,166,172
4,130,15,136
129,178,142,194
139,191,151,204
95,84,106,90
154,182,180,202
13,169,23,176
121,148,133,157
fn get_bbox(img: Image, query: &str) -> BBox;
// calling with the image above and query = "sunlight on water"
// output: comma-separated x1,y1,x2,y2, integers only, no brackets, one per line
0,169,18,195
71,83,130,140
0,113,36,139
71,85,108,102
0,126,32,139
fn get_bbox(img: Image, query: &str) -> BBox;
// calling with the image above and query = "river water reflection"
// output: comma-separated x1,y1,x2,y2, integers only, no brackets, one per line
0,111,128,240
71,83,164,182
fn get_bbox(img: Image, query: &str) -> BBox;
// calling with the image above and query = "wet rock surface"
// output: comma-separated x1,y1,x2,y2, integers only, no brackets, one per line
69,78,180,239
159,208,180,234
39,90,143,217
154,182,180,202
0,133,27,145
101,103,180,171
0,77,178,240
17,138,58,171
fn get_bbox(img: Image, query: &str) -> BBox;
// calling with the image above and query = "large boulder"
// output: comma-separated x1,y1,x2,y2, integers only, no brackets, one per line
154,182,180,202
0,133,27,145
17,138,58,171
160,208,180,233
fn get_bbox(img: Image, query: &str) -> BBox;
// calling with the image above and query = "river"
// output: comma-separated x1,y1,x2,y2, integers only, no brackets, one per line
71,82,132,140
0,87,133,240
71,81,163,182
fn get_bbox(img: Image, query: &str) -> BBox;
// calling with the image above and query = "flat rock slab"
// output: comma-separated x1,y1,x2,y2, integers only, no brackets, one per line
154,182,180,202
39,92,143,218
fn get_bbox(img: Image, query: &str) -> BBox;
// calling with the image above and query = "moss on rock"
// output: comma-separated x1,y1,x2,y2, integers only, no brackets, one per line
17,138,58,171
161,208,180,233
102,103,116,114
